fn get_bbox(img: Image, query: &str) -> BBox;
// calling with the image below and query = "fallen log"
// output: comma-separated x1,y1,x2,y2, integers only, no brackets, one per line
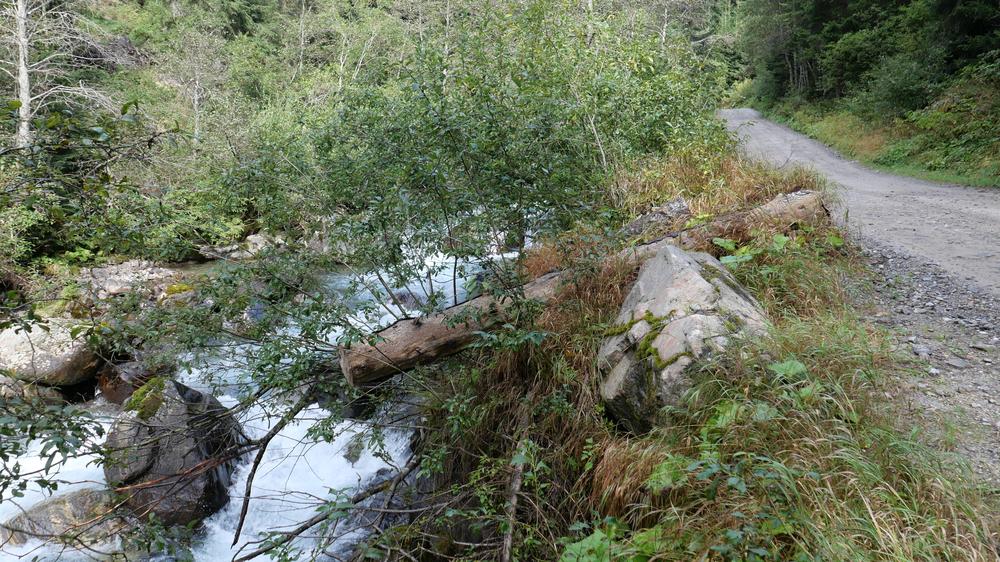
339,190,827,386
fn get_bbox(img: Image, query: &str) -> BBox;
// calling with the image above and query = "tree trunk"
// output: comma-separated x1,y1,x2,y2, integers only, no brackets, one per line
339,190,828,386
294,0,306,80
14,0,32,148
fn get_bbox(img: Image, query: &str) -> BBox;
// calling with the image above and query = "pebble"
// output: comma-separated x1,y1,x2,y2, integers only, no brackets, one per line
946,358,970,369
972,343,996,351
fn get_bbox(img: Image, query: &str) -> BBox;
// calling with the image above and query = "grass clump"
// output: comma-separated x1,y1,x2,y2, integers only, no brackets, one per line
609,149,825,225
766,74,1000,188
570,228,999,560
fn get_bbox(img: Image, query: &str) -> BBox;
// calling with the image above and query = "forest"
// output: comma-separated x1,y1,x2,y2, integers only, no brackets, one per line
1,0,999,560
736,0,1000,184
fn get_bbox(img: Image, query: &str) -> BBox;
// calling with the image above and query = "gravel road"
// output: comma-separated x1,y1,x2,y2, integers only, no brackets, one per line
721,108,1000,482
720,108,1000,298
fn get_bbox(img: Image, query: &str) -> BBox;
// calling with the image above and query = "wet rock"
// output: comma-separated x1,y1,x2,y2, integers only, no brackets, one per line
104,380,244,526
0,488,127,547
0,374,65,404
198,233,284,261
598,245,769,433
0,320,100,386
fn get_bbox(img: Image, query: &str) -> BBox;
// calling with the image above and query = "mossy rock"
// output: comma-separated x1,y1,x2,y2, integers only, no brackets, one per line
164,282,195,296
123,376,167,420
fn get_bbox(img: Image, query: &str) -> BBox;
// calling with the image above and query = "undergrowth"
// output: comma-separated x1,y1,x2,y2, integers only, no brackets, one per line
373,153,999,561
762,57,1000,189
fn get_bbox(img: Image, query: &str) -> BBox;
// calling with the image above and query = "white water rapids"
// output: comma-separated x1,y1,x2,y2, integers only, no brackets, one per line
0,254,493,561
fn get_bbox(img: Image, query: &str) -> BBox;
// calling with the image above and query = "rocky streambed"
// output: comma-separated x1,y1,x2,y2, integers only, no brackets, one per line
0,257,418,561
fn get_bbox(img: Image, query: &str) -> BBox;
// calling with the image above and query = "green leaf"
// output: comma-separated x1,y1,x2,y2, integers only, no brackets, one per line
712,237,737,251
767,359,808,381
726,475,748,494
720,253,754,265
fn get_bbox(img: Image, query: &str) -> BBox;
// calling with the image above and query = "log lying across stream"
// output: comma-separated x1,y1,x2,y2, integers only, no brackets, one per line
339,190,828,386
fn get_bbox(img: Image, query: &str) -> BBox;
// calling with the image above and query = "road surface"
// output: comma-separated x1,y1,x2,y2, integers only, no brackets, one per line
720,108,1000,297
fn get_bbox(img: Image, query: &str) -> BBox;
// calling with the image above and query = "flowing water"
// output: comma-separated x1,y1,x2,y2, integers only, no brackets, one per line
0,254,494,561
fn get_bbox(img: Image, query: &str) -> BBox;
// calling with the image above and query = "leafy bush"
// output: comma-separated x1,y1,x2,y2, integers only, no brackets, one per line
854,50,945,118
237,0,725,290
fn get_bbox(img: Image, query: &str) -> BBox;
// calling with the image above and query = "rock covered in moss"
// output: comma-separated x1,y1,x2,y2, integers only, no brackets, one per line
103,379,244,526
0,488,127,547
598,245,768,432
0,320,100,386
97,360,171,405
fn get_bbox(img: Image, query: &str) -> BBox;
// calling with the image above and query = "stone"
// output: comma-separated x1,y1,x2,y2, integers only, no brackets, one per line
971,343,996,352
97,361,170,405
103,380,244,526
911,343,932,358
0,488,127,547
198,233,284,261
0,375,65,404
946,358,970,369
619,197,691,238
0,320,100,386
597,245,769,432
79,260,178,301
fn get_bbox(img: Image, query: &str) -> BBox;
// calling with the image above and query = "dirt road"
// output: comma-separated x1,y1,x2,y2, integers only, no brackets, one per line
722,108,1000,482
720,108,1000,298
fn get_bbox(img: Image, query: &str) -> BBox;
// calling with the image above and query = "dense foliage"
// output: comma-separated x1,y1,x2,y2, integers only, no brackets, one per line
736,0,1000,182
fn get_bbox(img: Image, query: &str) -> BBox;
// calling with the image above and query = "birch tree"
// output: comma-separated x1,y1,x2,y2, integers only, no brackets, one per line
1,0,114,148
163,27,226,145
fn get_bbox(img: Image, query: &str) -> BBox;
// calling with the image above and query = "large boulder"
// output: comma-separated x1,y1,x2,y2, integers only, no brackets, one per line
0,374,65,404
0,320,100,386
103,379,244,526
0,488,127,547
598,245,768,432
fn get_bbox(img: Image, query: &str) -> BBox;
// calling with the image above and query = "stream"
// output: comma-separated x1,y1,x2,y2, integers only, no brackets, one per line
0,254,492,561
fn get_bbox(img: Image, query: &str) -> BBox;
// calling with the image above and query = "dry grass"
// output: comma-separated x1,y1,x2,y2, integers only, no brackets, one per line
589,438,670,520
794,109,891,161
608,150,825,224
